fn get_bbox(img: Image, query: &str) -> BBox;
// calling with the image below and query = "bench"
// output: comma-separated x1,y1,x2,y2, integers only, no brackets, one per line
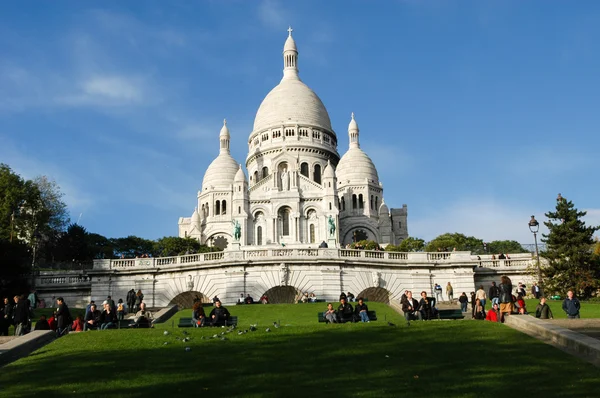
317,311,377,323
436,309,465,320
178,316,238,328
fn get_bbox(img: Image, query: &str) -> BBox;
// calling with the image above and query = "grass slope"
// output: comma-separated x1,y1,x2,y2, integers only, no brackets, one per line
1,303,599,398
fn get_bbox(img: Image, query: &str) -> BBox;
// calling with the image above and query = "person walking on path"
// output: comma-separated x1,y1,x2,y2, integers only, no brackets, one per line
499,275,513,319
535,297,554,319
434,283,443,303
476,285,487,309
562,290,581,319
488,282,500,306
446,282,454,303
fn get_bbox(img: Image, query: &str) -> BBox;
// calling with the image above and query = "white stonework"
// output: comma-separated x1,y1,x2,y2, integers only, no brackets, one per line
178,29,408,249
37,252,537,307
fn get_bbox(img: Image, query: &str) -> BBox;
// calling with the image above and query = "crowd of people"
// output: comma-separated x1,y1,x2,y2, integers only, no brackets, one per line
236,294,269,305
323,294,371,323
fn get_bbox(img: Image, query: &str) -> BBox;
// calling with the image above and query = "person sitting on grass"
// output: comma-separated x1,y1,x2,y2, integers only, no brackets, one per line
245,294,254,304
309,293,317,303
260,294,269,304
516,295,528,314
355,297,370,323
71,315,84,332
337,297,355,323
535,297,554,319
485,303,501,322
34,315,51,331
84,304,101,331
133,302,153,328
237,294,245,304
418,291,434,320
100,301,118,330
192,302,206,327
324,303,338,323
347,292,355,302
402,291,422,322
473,299,485,320
48,311,58,331
209,300,231,326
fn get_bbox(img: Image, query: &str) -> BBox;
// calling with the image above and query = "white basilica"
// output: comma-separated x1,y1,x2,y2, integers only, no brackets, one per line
178,29,408,249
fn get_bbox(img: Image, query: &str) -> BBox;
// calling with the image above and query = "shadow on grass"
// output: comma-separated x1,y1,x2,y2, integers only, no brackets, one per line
1,321,599,397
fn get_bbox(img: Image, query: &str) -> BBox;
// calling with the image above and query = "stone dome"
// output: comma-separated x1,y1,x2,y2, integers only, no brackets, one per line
252,28,333,135
336,148,379,185
253,78,332,134
202,154,239,190
234,164,246,182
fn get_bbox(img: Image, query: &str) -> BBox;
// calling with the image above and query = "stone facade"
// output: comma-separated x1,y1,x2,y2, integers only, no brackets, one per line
36,252,536,308
178,29,408,249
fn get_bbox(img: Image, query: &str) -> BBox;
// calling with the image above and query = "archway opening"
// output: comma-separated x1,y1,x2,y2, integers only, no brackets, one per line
168,291,210,308
356,287,390,304
262,286,300,304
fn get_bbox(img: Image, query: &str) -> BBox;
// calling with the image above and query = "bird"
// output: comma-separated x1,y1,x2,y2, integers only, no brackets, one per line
387,322,396,327
185,347,191,352
212,334,218,339
163,342,169,345
250,325,257,332
182,331,188,335
238,330,243,335
220,337,227,341
265,328,271,332
163,330,169,335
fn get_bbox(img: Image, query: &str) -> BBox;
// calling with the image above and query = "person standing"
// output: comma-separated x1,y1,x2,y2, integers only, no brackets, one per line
126,289,136,314
562,291,581,319
55,297,72,336
535,297,554,319
434,283,443,303
488,282,500,306
499,275,513,318
458,292,469,313
135,290,144,312
446,282,454,303
531,283,541,299
1,297,13,336
13,295,30,336
476,285,487,309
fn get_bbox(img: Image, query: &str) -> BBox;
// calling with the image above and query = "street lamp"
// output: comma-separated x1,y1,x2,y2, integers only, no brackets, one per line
528,215,542,295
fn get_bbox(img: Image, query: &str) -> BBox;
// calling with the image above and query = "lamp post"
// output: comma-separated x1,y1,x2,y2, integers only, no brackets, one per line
528,215,542,295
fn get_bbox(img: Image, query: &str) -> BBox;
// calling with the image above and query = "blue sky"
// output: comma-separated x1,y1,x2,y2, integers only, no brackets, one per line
1,0,599,244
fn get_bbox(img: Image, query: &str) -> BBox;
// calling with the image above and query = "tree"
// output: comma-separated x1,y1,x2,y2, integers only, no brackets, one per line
32,176,70,233
542,195,600,299
55,224,90,263
425,233,484,254
112,236,156,258
487,240,528,254
386,236,425,252
86,233,114,260
154,236,202,257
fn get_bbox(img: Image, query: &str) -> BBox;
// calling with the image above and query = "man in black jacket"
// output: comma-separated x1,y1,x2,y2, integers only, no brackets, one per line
337,297,355,323
209,300,231,326
13,295,30,336
489,282,500,306
562,290,581,319
126,289,136,314
355,297,370,322
84,303,101,331
402,291,422,322
55,297,72,336
1,297,13,336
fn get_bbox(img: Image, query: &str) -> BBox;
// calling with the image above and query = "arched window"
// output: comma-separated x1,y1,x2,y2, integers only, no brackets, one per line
205,203,209,217
358,194,364,209
257,226,263,246
352,194,357,209
215,200,221,215
221,200,227,215
309,224,315,243
279,207,291,236
341,197,345,211
314,164,321,184
375,196,379,210
262,167,268,179
370,195,374,210
300,162,309,177
253,171,259,183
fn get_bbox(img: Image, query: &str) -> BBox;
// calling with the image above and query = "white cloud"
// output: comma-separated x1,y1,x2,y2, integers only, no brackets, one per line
82,76,142,101
258,0,288,28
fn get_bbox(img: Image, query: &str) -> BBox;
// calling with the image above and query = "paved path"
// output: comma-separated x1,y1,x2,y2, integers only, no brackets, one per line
548,319,600,340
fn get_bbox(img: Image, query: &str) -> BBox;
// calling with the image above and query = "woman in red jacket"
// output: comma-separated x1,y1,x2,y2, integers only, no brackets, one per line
486,303,501,322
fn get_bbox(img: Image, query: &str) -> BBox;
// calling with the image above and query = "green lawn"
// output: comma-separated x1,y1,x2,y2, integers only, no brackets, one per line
1,303,599,397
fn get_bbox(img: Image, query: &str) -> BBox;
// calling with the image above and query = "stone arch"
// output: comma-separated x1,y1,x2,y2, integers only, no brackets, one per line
356,287,391,304
342,225,378,244
208,233,231,250
168,291,210,308
262,286,301,304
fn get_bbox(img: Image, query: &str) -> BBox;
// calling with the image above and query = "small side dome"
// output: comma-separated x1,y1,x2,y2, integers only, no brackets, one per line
336,148,379,185
323,159,335,179
191,207,201,223
378,199,389,216
234,164,247,182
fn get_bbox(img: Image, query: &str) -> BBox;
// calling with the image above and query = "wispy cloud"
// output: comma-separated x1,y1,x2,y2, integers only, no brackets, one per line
258,0,289,29
55,75,154,107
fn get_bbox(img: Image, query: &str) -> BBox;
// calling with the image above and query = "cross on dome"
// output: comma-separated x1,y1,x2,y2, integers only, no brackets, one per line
287,26,293,36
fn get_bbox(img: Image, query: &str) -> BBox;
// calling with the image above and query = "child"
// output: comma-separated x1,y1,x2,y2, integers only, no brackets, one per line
117,299,125,321
71,315,84,332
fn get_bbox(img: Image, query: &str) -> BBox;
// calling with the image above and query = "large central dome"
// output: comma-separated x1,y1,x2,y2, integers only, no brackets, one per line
251,28,333,135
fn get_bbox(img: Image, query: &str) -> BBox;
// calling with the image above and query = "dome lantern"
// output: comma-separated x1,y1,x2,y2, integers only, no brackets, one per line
283,26,299,80
220,119,230,154
348,112,360,149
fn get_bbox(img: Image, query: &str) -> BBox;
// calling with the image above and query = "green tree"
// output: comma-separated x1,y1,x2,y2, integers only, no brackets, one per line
0,239,30,294
425,233,484,253
386,237,425,252
55,224,90,263
112,236,156,258
487,240,527,254
154,236,202,257
86,233,114,259
542,195,600,298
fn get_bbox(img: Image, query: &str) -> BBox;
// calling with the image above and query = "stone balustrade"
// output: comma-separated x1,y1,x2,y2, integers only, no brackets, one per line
36,273,91,286
92,248,529,271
